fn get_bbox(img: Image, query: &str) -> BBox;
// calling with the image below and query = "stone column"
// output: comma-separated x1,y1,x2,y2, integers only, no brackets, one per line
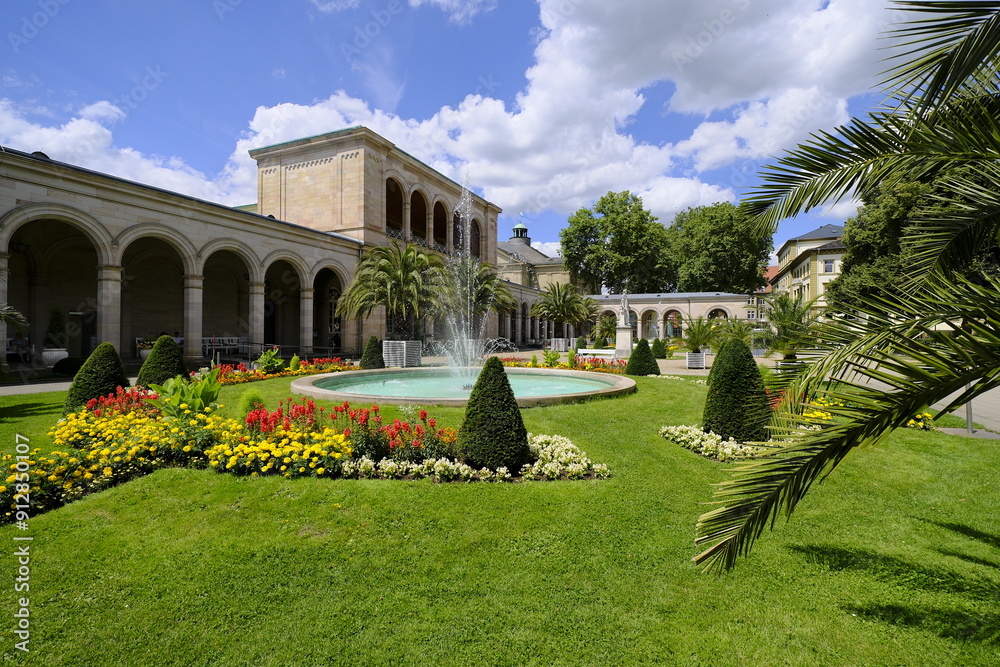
299,287,314,356
0,254,8,355
249,282,265,357
183,275,204,362
515,311,522,346
402,202,412,242
96,265,123,354
446,217,454,254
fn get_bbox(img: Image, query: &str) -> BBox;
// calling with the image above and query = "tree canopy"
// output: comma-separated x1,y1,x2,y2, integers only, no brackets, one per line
665,202,772,294
560,191,674,294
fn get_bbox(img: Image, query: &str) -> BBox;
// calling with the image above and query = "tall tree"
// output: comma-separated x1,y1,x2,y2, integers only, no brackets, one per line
665,202,772,294
694,1,1000,572
560,191,675,294
337,243,445,340
826,181,930,311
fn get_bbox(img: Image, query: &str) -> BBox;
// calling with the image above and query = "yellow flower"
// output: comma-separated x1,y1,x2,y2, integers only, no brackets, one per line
102,467,113,476
316,468,325,476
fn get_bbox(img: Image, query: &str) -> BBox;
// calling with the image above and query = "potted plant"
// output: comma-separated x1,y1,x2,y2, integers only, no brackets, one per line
137,339,155,359
682,316,716,369
41,308,69,368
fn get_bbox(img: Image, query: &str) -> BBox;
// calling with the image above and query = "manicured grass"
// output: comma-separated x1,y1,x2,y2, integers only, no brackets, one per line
1,377,998,665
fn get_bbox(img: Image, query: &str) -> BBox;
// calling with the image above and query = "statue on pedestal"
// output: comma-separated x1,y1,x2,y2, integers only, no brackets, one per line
619,291,630,327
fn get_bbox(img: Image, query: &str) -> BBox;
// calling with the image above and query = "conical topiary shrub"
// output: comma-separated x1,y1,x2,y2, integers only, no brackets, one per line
458,356,529,471
64,343,129,413
651,337,666,359
625,338,659,376
575,335,587,350
359,335,385,369
702,338,770,442
136,335,188,387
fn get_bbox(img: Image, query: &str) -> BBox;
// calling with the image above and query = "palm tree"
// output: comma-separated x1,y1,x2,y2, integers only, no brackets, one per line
1,304,29,332
438,256,515,333
530,283,597,338
337,243,445,340
761,293,821,360
694,1,1000,572
681,316,716,353
593,314,617,343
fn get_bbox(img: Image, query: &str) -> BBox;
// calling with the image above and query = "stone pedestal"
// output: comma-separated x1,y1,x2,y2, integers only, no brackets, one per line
614,325,633,359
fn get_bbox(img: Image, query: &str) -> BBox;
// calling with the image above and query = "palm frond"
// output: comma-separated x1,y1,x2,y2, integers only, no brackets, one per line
694,275,1000,572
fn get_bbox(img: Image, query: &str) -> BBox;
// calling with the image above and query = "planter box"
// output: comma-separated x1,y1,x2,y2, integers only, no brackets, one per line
41,348,69,368
383,340,422,368
686,352,706,369
139,348,152,360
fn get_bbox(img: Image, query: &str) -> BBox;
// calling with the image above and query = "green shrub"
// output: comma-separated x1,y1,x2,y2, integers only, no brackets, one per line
650,338,666,359
238,389,266,417
255,347,285,373
702,339,770,442
52,356,84,377
136,335,188,387
289,354,300,372
594,337,607,349
360,335,385,370
542,349,561,367
64,343,129,413
458,356,529,471
625,338,659,376
43,308,67,348
148,368,223,418
575,336,587,350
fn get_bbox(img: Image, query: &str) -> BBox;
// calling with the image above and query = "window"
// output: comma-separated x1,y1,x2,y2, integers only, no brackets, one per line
747,309,757,320
824,259,835,273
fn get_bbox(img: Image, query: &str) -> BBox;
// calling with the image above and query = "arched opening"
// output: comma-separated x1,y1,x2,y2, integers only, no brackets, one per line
708,308,729,320
313,268,343,354
663,310,683,339
122,237,184,357
263,260,301,351
432,201,448,252
7,219,99,359
641,311,658,339
410,191,428,245
385,178,404,239
520,302,529,345
203,250,250,349
629,310,638,338
452,211,464,254
470,218,482,259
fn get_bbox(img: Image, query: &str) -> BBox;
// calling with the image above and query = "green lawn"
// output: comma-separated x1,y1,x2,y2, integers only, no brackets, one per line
1,377,997,665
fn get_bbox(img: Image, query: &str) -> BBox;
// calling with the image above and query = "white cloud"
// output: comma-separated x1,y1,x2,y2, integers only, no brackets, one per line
407,0,497,24
311,0,361,12
531,241,561,257
0,0,896,238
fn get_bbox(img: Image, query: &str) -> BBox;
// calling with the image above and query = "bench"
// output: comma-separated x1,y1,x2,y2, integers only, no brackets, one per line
5,338,35,362
576,348,617,359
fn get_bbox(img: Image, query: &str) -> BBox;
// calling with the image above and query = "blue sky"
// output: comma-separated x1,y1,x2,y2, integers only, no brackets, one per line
1,0,905,258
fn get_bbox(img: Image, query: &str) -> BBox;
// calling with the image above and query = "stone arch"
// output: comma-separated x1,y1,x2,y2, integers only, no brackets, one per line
432,200,448,250
640,309,659,339
113,224,198,275
197,238,263,283
260,250,310,284
0,202,114,265
663,309,683,338
120,236,187,354
202,248,253,346
409,189,429,245
261,253,307,350
312,265,346,354
470,218,482,258
707,307,730,319
385,176,404,238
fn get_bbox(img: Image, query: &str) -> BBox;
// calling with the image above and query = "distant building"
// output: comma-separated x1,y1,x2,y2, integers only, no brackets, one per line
771,224,845,309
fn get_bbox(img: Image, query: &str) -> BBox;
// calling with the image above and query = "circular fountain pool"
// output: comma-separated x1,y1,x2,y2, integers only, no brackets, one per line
291,367,636,407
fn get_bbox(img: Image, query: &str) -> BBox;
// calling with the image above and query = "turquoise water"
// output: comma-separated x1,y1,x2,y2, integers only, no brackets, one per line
315,369,614,399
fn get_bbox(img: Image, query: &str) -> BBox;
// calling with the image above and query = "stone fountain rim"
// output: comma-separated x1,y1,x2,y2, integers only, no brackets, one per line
290,366,637,408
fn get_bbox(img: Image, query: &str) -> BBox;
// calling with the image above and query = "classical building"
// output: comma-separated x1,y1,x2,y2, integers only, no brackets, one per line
0,126,562,364
770,224,846,309
590,292,759,340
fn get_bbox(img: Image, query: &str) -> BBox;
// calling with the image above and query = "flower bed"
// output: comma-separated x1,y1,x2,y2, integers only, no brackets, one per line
498,356,628,374
214,357,357,385
2,389,609,524
659,425,772,462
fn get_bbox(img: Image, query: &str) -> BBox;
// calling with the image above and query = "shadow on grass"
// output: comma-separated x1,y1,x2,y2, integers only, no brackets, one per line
791,545,1000,644
0,401,63,424
918,519,1000,551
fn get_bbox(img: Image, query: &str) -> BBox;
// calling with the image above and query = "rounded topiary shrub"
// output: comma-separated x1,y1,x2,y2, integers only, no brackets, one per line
575,335,587,350
136,335,188,387
360,335,385,370
650,338,666,359
458,356,529,471
702,338,770,442
64,343,129,413
625,338,659,376
52,356,85,377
